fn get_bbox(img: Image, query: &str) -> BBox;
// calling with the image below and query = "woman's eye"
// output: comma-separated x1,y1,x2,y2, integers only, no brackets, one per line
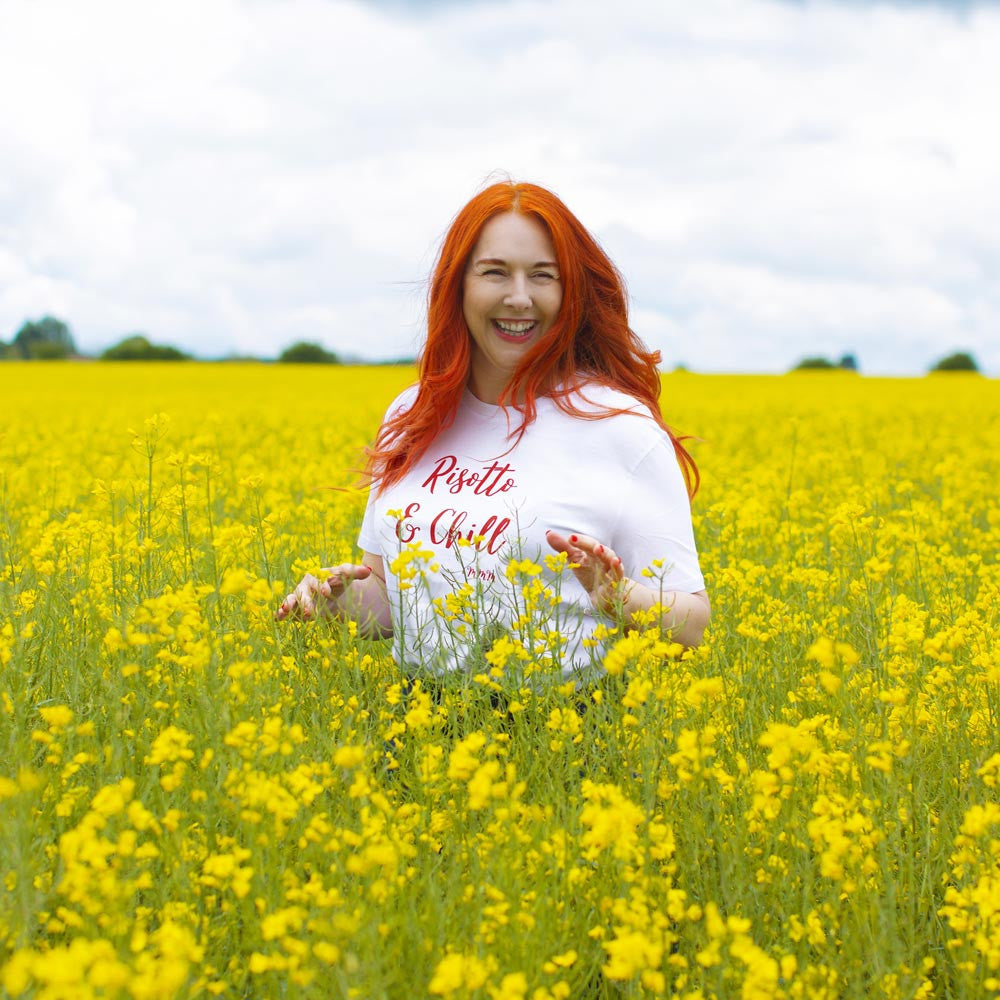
483,268,505,277
533,272,557,281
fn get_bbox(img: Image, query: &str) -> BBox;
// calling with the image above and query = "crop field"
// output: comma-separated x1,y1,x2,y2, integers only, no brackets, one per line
1,362,999,999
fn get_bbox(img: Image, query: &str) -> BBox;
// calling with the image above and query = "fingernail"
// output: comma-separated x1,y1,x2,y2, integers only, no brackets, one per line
570,535,578,543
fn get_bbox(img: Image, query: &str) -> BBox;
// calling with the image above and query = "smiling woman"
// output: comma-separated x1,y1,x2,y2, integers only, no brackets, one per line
278,180,709,680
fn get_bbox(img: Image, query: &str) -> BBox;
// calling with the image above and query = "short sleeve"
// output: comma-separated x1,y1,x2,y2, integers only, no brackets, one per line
611,436,705,594
357,487,382,556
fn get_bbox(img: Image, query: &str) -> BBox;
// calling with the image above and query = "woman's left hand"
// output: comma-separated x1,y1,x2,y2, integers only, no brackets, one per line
545,530,633,618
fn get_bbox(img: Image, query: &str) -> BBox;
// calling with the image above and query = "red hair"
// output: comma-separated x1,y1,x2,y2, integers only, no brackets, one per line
366,181,699,497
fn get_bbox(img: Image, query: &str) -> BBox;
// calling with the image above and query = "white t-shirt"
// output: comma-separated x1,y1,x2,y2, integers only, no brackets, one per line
358,383,704,682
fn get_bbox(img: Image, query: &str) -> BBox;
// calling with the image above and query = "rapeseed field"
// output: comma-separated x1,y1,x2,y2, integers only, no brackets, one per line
1,362,998,999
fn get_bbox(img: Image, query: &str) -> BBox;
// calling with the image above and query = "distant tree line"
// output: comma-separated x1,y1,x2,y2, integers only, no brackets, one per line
277,341,340,364
0,316,78,360
790,353,859,372
0,315,985,373
790,351,982,374
928,351,979,372
0,318,345,364
99,335,191,361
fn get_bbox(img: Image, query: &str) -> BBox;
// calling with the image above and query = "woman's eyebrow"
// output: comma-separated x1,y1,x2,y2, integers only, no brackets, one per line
473,257,560,269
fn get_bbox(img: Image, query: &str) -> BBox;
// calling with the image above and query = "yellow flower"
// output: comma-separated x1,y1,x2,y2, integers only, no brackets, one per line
489,971,528,1000
39,705,74,730
603,929,663,980
144,726,195,766
333,744,366,769
429,952,495,995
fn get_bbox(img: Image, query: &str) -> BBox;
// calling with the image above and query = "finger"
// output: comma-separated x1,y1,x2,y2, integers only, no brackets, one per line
569,536,626,591
345,565,373,582
595,545,623,577
277,595,306,622
291,573,317,603
319,563,372,597
563,533,605,564
564,533,600,554
318,568,341,598
546,530,593,558
293,580,317,618
544,530,574,554
566,534,620,567
324,563,373,581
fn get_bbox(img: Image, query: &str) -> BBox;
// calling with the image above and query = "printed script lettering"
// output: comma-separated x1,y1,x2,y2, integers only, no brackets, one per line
420,455,516,496
394,454,515,554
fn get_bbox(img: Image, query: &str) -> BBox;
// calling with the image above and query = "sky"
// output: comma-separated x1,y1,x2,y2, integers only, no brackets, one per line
1,0,998,375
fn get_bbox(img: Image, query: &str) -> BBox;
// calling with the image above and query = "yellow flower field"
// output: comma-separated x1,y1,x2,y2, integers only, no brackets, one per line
1,362,998,999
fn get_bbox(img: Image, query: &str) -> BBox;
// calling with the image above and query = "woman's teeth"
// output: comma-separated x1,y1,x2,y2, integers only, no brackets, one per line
494,320,535,335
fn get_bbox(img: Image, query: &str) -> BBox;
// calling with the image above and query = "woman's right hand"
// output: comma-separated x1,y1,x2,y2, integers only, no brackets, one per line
276,564,373,621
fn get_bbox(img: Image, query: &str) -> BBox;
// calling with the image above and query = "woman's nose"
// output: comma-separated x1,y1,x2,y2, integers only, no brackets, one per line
502,276,532,309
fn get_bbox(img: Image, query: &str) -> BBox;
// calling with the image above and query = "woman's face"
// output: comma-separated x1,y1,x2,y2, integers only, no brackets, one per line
462,212,563,404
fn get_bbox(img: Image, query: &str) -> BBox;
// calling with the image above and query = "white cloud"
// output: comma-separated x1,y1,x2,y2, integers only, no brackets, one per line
0,0,998,373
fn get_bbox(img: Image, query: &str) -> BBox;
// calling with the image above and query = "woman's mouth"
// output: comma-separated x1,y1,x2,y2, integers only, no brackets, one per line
492,319,537,342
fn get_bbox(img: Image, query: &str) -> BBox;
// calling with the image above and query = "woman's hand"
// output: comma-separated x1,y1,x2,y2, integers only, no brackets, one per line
544,530,711,646
276,564,372,622
544,530,631,618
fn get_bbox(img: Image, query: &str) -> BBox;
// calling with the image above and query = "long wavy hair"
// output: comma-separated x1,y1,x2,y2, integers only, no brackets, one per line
365,181,699,497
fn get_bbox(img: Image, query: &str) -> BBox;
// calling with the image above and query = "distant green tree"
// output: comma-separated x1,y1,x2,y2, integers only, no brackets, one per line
791,356,836,371
837,353,859,371
929,351,980,373
278,341,340,364
100,335,191,361
12,315,76,359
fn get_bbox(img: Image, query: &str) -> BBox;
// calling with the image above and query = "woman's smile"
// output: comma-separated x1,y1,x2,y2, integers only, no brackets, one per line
492,318,538,341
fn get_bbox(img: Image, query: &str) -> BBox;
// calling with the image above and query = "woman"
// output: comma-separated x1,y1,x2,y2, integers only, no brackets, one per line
277,181,709,682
